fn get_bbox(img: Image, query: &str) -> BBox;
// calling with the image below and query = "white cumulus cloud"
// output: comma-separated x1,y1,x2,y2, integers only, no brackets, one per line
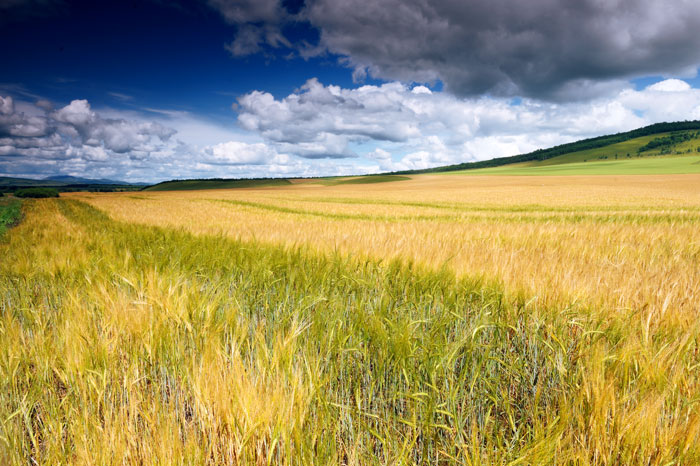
234,77,700,172
5,77,700,182
205,140,286,165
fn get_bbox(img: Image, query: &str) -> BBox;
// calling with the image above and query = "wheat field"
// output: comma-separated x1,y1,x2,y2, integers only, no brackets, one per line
83,175,700,317
2,174,700,464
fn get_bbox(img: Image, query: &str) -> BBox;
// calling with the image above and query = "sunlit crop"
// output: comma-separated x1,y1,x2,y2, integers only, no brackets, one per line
82,174,700,316
2,174,699,464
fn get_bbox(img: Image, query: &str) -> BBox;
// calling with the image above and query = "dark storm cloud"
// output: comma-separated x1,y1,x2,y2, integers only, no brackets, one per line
311,0,700,98
208,0,292,56
210,0,700,99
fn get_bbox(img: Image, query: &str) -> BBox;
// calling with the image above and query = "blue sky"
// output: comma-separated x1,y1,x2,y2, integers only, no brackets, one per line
1,1,358,115
3,0,700,182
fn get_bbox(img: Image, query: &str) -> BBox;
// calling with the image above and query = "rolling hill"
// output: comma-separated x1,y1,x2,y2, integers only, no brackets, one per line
394,120,700,175
43,175,138,185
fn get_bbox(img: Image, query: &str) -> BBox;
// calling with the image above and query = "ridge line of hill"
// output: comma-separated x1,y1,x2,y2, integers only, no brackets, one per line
389,120,700,175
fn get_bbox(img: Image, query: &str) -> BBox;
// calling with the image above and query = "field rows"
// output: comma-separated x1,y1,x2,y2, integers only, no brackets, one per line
2,174,700,464
80,175,700,317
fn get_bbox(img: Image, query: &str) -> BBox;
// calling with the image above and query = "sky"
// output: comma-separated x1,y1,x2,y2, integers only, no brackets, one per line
3,0,700,182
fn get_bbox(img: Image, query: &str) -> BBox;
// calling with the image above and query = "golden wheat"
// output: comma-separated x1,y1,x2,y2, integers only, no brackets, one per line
2,174,699,464
77,174,700,319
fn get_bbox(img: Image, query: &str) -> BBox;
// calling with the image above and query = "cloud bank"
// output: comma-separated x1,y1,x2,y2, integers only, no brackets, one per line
4,77,700,180
211,0,700,99
0,96,179,180
0,95,352,181
236,77,700,171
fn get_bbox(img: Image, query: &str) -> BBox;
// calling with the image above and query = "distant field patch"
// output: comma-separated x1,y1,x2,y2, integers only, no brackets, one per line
309,174,411,186
332,174,411,185
452,154,700,175
144,178,293,191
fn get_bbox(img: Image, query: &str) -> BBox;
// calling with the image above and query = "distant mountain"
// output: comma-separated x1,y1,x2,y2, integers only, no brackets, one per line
0,176,61,187
0,175,147,190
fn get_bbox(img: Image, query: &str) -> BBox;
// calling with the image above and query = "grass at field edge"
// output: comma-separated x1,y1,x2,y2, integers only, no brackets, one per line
0,197,21,237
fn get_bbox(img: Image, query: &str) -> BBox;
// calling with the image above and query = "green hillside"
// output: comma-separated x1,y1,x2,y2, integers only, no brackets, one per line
533,131,700,166
453,154,700,175
453,130,700,175
393,121,700,175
